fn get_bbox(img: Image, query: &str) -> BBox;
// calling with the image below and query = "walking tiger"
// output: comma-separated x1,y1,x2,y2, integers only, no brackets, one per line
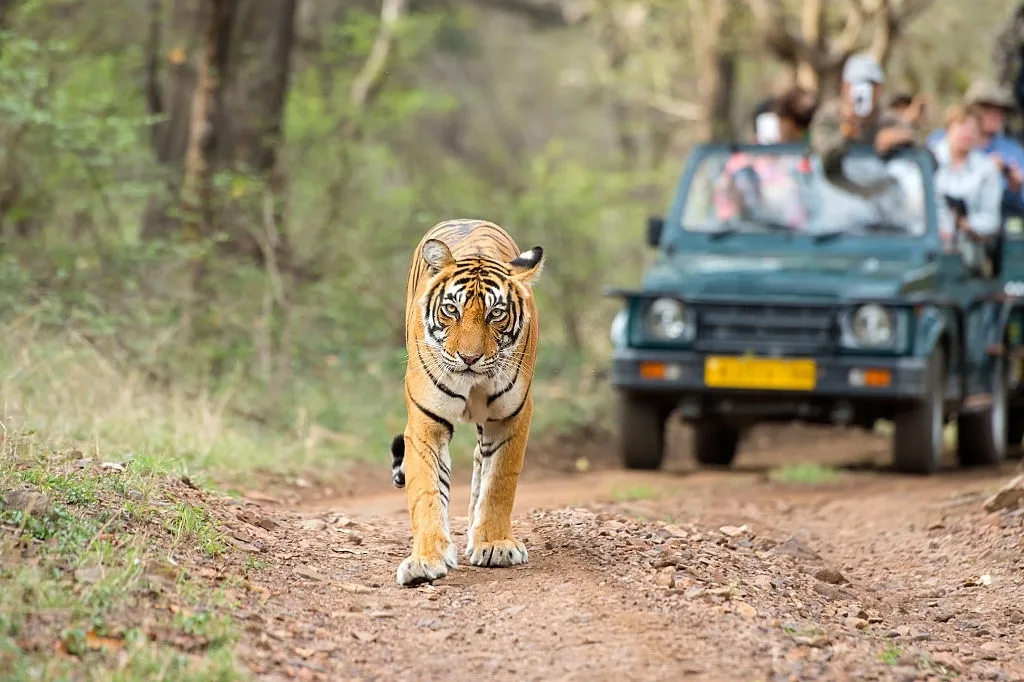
389,219,544,586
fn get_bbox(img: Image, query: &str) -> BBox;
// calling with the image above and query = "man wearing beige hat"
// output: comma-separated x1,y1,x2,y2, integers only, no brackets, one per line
927,78,1024,216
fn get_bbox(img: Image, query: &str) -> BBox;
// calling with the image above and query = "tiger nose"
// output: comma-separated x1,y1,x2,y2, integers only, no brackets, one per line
458,352,482,366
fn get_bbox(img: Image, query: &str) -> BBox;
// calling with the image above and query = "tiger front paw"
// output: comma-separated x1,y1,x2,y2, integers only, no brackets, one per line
396,541,457,587
468,538,528,568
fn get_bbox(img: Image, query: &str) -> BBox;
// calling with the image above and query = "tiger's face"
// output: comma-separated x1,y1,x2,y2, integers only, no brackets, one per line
419,238,543,377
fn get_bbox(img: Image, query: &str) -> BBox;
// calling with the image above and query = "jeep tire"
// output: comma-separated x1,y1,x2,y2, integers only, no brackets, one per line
893,346,945,475
1007,407,1024,457
957,356,1007,468
617,393,671,470
691,421,740,467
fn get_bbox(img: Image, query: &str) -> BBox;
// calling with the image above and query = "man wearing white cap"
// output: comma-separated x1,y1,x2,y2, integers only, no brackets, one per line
810,52,917,193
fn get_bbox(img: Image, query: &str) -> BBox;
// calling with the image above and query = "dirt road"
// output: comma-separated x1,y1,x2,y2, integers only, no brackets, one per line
205,426,1024,682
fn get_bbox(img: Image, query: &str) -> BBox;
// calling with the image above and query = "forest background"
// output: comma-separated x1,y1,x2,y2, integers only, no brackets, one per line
0,0,1010,483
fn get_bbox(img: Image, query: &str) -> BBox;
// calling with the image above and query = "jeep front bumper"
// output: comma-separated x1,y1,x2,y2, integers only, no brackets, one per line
612,348,929,403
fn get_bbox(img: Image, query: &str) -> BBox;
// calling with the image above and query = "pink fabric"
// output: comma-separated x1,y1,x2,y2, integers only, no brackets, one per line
713,152,808,229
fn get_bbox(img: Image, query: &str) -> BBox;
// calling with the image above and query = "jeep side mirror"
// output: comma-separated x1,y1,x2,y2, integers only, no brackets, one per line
646,215,664,248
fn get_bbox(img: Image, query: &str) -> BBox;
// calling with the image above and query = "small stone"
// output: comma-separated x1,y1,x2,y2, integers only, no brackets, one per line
846,616,869,630
719,525,748,538
238,510,280,532
294,566,325,582
684,586,706,599
770,537,821,562
983,474,1024,512
814,568,847,585
979,641,1001,655
338,582,374,594
227,536,260,553
792,634,830,648
662,523,688,538
654,566,676,588
1,488,51,516
931,652,963,672
812,581,844,600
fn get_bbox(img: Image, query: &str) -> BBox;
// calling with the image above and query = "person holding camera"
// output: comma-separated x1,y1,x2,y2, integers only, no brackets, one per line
810,53,917,194
928,80,1024,217
933,104,1003,273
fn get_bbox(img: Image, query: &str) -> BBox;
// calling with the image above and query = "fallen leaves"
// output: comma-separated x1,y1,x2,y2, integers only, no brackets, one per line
85,630,126,652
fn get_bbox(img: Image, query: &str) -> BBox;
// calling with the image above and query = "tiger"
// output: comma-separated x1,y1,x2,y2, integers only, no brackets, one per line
389,218,544,587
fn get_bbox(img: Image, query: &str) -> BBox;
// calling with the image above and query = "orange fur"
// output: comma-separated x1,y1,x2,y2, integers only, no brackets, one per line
391,219,543,586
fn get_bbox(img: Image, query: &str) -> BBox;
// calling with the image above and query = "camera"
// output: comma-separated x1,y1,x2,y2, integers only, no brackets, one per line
849,81,874,117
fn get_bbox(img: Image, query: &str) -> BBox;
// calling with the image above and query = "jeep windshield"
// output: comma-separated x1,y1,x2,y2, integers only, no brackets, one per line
678,145,931,241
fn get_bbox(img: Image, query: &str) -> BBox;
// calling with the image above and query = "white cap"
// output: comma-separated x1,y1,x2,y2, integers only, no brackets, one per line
843,53,884,85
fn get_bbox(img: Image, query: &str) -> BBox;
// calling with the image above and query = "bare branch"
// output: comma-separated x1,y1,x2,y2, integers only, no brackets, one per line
749,0,820,66
349,0,408,112
144,0,163,119
643,93,703,121
828,0,871,62
893,0,934,24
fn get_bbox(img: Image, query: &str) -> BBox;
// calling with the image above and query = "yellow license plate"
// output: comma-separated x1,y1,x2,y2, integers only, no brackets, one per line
704,356,817,391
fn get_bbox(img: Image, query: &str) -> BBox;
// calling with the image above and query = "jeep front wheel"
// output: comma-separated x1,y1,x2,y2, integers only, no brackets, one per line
892,347,945,475
691,421,740,467
617,393,671,470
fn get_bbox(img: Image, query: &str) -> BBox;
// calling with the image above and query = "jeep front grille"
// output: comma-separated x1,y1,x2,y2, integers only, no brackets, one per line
694,304,836,354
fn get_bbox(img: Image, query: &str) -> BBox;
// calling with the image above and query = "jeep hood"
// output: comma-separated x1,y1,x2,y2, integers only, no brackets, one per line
643,253,936,300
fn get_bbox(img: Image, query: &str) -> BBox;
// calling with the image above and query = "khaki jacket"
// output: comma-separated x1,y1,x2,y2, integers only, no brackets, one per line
809,98,915,196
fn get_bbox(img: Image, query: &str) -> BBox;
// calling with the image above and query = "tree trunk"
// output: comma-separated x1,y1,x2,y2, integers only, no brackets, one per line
142,0,300,265
143,0,202,240
180,0,235,245
690,0,733,142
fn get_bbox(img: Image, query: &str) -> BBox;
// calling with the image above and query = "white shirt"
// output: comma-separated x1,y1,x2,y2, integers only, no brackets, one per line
932,139,1003,237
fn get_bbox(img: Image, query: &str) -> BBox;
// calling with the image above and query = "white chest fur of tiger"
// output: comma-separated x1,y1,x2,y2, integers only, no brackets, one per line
388,219,544,587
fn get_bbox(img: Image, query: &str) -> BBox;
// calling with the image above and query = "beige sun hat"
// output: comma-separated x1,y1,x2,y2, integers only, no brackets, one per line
964,78,1016,109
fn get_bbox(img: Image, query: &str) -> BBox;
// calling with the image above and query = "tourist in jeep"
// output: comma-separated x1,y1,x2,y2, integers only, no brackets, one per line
772,86,818,145
933,104,1004,273
927,79,1024,216
810,53,916,197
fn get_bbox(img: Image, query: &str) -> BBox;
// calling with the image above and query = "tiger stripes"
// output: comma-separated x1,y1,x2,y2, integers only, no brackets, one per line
391,218,544,586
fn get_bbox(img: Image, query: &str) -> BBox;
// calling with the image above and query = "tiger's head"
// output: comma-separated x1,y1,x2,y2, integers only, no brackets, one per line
419,238,544,377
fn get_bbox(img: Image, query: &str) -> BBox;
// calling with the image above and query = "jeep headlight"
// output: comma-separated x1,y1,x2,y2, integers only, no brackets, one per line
841,304,899,348
610,309,628,348
645,298,695,342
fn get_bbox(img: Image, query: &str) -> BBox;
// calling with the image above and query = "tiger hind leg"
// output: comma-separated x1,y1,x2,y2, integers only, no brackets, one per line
467,400,532,568
390,433,405,488
396,412,458,586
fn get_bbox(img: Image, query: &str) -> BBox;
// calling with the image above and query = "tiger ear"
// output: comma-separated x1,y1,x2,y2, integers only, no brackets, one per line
509,246,544,284
422,239,455,274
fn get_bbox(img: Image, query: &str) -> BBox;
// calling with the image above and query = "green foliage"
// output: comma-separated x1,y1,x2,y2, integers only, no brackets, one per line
0,436,247,681
0,19,158,244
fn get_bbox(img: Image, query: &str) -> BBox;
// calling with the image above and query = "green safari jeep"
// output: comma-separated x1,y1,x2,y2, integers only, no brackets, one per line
608,142,1022,475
